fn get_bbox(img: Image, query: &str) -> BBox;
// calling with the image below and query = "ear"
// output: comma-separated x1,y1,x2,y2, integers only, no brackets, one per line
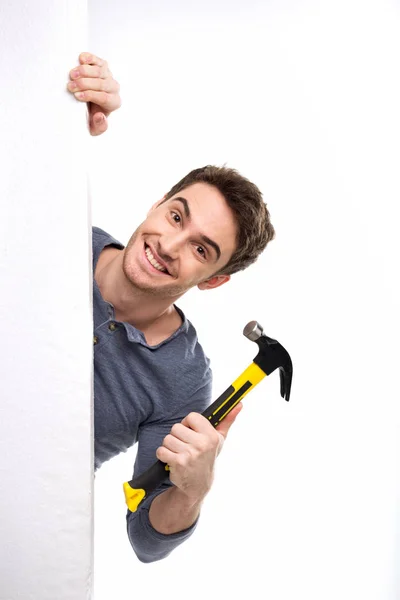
197,274,230,291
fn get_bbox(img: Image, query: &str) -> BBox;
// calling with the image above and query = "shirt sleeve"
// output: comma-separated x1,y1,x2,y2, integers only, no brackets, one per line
126,370,212,563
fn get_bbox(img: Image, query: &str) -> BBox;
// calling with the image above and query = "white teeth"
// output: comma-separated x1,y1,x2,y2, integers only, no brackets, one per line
145,247,167,273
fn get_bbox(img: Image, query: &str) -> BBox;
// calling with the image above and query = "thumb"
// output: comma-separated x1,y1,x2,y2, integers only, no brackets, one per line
215,402,243,440
89,111,108,136
87,101,109,136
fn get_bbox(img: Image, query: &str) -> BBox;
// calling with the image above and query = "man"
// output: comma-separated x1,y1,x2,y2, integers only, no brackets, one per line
68,53,275,563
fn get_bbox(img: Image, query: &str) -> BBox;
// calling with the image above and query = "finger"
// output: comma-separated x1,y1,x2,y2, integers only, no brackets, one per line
156,445,182,465
79,52,108,70
215,402,243,439
181,412,216,434
70,64,110,81
89,112,108,137
72,90,121,112
162,433,189,454
67,76,119,94
169,422,199,444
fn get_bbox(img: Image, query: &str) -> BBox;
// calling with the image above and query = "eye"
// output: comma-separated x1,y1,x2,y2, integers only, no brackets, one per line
170,211,181,224
195,245,207,258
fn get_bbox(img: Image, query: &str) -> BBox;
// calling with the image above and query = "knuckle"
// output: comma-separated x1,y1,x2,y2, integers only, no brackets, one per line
200,438,212,453
171,423,181,436
196,441,207,454
212,431,220,444
176,454,187,468
211,435,220,448
164,434,173,446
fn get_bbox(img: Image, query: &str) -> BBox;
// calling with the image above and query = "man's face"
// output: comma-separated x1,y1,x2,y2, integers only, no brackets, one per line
122,182,238,298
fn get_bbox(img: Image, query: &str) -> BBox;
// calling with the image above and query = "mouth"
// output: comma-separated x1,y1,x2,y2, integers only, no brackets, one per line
144,244,171,276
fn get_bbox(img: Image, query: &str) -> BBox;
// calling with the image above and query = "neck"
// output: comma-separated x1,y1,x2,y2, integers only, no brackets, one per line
94,248,181,332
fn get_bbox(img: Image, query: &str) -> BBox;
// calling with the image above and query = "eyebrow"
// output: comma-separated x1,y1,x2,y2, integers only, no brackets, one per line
173,196,221,261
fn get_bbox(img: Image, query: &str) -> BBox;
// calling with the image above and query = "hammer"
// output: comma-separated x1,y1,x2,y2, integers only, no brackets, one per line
123,321,293,512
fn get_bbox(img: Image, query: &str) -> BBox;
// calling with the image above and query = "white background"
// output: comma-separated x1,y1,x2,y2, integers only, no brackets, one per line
88,1,400,599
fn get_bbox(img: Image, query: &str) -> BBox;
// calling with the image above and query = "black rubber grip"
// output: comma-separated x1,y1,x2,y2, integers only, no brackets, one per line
127,383,250,509
202,382,251,427
202,385,235,422
128,459,170,496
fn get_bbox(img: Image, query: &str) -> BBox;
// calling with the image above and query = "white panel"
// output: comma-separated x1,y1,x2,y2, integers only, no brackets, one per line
0,2,92,599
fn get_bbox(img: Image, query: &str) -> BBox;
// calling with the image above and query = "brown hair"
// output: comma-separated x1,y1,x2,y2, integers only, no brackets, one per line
164,165,275,275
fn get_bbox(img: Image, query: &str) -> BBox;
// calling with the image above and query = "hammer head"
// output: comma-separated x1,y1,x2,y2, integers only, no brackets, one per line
243,321,293,401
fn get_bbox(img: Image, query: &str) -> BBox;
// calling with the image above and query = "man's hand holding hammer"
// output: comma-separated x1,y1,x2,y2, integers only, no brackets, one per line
149,403,243,534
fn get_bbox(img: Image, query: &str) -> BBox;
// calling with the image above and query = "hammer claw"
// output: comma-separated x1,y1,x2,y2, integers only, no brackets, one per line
243,321,293,402
280,366,292,402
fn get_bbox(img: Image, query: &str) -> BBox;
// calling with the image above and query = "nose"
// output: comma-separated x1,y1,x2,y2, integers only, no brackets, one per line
157,231,186,261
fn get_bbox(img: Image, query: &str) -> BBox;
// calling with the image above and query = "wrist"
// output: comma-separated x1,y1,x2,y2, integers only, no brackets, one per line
148,486,204,535
172,485,207,510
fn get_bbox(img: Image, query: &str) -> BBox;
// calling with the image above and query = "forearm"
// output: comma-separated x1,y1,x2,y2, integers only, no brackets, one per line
149,485,204,534
126,485,201,563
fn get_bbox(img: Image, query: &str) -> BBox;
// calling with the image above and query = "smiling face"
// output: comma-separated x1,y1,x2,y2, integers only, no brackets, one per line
122,182,238,298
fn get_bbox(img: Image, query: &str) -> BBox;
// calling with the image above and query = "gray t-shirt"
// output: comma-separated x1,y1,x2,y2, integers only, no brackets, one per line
92,227,212,562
